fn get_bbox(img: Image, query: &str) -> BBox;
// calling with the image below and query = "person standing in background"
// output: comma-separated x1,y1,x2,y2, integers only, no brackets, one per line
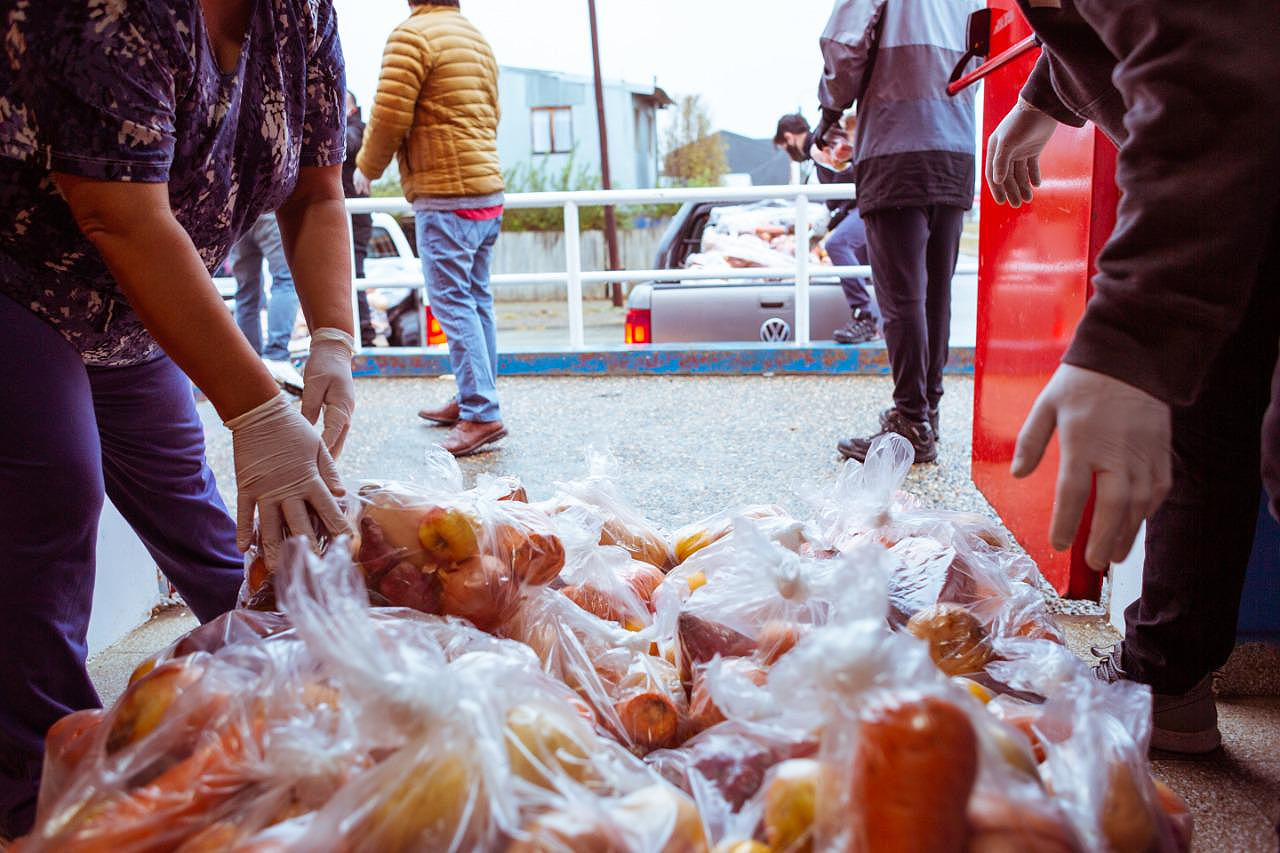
344,91,378,348
356,0,507,457
818,0,979,464
774,112,880,346
229,213,306,391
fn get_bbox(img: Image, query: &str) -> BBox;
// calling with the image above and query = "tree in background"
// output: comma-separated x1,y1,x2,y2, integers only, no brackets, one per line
662,95,728,187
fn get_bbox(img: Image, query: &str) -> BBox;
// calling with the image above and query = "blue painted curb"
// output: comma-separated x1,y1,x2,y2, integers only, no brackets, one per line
352,343,976,378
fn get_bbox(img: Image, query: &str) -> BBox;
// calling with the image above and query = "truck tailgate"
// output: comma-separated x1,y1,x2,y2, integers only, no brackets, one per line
649,282,850,343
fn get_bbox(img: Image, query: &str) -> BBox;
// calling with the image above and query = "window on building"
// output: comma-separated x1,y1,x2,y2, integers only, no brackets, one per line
531,106,573,154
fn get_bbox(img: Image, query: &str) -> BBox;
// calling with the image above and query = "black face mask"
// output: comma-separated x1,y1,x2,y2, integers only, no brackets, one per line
784,141,808,163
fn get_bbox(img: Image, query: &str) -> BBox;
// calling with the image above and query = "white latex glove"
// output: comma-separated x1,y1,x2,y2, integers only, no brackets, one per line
228,392,350,569
986,97,1060,208
352,168,372,196
1011,365,1173,571
301,327,356,459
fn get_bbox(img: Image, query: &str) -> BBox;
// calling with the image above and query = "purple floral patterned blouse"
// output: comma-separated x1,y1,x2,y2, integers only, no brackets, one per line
0,0,346,366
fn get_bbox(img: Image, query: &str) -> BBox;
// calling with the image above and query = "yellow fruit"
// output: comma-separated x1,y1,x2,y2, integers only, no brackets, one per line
905,603,994,676
418,505,481,564
106,659,205,754
763,759,818,853
127,657,158,685
612,785,709,853
954,676,994,704
505,703,596,789
1101,761,1158,853
357,749,486,852
675,527,723,564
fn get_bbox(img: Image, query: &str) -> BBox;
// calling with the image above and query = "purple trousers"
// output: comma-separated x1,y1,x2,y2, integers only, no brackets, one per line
0,295,242,837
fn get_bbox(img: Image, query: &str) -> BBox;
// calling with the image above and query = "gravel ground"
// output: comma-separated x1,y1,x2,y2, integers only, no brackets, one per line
202,374,998,529
201,373,1103,617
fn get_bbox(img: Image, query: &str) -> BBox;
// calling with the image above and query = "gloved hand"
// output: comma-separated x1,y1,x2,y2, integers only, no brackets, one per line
985,97,1059,207
353,168,372,196
228,392,350,569
813,107,843,150
1012,364,1173,571
301,327,356,458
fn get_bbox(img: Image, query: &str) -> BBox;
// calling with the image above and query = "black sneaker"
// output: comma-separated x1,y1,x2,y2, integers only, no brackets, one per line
881,406,941,444
838,408,937,464
1092,645,1222,754
832,309,880,345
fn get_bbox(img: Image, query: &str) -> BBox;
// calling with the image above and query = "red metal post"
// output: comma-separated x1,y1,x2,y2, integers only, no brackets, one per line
969,0,1118,598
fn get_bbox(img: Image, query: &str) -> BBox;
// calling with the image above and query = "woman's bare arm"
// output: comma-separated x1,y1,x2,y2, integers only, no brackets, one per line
53,173,279,421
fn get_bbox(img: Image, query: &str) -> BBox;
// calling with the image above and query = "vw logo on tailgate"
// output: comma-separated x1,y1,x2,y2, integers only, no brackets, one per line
760,317,792,342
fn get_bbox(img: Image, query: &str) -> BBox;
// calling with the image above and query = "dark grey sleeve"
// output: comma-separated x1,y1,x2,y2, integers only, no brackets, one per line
1020,53,1086,128
817,0,887,112
1063,0,1280,405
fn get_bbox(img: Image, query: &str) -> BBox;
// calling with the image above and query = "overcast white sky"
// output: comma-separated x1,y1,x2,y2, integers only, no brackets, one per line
333,0,839,140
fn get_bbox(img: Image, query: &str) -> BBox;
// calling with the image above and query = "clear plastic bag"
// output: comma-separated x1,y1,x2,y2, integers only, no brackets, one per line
508,587,691,755
542,451,676,571
19,635,367,852
559,540,665,633
986,641,1187,853
646,720,818,845
277,542,687,852
671,505,812,567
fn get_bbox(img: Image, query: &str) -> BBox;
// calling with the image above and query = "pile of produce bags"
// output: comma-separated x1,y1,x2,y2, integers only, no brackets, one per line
14,437,1192,852
685,201,833,274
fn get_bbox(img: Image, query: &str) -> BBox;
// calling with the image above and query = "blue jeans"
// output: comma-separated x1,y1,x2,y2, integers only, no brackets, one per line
825,208,877,317
0,294,241,837
416,211,502,422
229,213,299,361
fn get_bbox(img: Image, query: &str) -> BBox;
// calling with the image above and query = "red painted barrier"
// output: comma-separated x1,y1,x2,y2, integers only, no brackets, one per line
967,2,1118,598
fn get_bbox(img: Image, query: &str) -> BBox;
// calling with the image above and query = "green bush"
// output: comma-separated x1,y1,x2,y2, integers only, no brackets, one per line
369,152,675,234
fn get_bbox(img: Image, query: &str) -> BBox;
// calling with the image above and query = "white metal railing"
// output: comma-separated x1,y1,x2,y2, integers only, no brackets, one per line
344,185,979,350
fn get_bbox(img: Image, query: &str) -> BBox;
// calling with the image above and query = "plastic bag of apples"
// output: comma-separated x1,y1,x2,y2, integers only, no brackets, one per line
16,543,712,853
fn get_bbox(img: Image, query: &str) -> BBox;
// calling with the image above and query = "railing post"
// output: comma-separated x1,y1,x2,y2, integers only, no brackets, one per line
347,211,361,353
563,201,585,349
794,193,811,346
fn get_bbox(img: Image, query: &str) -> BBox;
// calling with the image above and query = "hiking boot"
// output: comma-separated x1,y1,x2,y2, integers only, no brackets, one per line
838,408,937,464
832,309,881,345
1093,645,1222,754
441,419,507,457
881,406,941,444
418,399,461,426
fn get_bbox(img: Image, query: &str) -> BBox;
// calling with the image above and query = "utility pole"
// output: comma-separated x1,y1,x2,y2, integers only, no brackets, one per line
587,0,623,307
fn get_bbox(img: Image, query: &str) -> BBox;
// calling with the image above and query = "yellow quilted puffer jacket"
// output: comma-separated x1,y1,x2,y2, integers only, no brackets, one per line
356,4,503,202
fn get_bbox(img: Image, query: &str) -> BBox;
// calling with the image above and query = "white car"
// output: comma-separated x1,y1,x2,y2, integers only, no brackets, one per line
214,212,434,348
214,211,418,298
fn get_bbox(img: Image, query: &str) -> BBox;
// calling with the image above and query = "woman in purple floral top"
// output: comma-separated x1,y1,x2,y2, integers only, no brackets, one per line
0,0,357,836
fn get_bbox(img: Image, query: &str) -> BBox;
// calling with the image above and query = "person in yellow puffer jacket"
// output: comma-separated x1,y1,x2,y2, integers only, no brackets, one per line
356,0,508,457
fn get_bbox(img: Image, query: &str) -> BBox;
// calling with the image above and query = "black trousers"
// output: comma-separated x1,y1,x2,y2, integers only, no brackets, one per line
1123,229,1280,695
863,205,966,424
351,212,376,346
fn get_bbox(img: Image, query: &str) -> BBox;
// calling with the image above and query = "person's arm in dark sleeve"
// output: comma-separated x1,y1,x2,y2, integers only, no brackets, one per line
1021,53,1086,128
817,0,887,113
1064,0,1280,406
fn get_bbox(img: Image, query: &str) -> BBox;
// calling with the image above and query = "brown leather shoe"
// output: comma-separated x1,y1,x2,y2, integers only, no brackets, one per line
441,419,507,456
418,399,460,426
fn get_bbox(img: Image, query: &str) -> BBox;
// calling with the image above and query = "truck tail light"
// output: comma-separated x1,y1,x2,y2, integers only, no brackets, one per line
425,305,447,345
625,308,652,345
